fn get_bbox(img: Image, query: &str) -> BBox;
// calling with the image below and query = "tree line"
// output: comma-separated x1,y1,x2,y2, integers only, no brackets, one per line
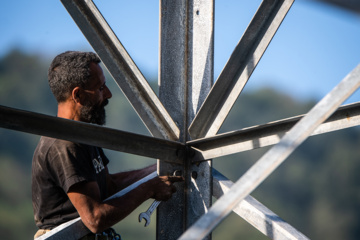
0,49,359,239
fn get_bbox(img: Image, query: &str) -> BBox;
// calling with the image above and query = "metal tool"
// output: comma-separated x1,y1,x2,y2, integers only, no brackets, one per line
138,200,162,227
138,170,182,227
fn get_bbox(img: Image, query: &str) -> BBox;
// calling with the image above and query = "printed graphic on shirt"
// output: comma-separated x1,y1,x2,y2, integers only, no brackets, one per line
92,154,105,174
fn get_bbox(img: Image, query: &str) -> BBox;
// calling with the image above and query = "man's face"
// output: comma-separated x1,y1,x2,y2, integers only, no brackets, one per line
79,62,112,125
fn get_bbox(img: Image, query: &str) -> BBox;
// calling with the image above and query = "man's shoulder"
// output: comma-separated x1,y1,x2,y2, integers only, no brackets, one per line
35,137,88,156
39,136,83,149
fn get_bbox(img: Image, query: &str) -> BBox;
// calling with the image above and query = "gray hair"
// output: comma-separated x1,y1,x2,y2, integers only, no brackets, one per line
48,51,101,103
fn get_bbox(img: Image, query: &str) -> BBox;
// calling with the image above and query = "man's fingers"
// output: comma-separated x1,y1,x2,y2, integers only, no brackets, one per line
167,176,184,183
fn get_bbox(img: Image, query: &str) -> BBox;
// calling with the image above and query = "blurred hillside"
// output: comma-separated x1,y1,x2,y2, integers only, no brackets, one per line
0,50,360,239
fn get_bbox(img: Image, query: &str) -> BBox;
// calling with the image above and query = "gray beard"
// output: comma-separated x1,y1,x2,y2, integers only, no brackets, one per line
79,100,108,125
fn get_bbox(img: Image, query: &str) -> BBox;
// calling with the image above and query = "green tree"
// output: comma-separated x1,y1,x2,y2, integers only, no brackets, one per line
1,49,360,239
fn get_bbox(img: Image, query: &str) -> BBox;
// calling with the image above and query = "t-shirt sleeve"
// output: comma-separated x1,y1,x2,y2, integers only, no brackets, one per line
48,141,96,193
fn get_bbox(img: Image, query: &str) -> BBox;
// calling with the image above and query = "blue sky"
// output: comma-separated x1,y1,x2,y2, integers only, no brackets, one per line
1,0,360,103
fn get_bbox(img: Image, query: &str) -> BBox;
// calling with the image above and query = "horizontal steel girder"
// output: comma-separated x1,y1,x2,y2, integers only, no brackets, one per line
2,99,360,165
61,0,179,141
0,105,184,164
188,101,360,161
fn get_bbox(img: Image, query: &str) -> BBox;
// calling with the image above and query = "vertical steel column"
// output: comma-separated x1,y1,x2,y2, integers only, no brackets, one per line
158,0,214,239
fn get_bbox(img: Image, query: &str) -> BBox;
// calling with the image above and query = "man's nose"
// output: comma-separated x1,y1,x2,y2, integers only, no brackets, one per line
104,85,112,99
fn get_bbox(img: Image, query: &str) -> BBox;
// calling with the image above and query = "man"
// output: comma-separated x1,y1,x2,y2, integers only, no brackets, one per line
32,51,182,239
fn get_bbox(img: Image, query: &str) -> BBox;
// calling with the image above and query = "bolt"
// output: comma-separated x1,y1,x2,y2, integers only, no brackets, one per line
173,170,182,177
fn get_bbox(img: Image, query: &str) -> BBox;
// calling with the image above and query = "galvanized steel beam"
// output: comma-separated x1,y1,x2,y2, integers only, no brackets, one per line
213,169,309,240
188,0,294,139
157,0,214,239
16,1,357,240
189,101,360,161
0,105,184,163
179,64,360,239
60,0,179,141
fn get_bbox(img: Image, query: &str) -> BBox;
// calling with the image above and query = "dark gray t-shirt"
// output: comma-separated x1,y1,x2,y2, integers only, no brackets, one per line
32,136,109,230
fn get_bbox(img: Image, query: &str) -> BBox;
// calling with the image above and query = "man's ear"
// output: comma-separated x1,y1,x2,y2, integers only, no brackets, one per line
72,87,81,103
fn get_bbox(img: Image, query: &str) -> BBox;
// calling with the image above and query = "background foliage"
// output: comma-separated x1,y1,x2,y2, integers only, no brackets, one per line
0,50,360,239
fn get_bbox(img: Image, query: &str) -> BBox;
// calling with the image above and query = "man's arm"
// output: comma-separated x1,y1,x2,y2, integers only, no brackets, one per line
67,169,182,234
106,164,156,196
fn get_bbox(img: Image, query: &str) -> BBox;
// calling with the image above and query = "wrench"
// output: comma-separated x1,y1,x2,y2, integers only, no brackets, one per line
138,200,161,227
138,170,182,227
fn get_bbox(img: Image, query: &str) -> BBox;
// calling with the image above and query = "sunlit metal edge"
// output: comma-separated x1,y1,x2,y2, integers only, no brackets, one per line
188,0,294,139
189,101,360,161
213,169,309,240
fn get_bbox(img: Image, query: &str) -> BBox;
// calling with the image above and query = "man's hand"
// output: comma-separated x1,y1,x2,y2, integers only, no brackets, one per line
148,175,184,201
67,169,183,233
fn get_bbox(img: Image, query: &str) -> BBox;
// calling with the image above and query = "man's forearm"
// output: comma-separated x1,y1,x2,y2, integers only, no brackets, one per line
108,164,156,194
93,182,154,233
